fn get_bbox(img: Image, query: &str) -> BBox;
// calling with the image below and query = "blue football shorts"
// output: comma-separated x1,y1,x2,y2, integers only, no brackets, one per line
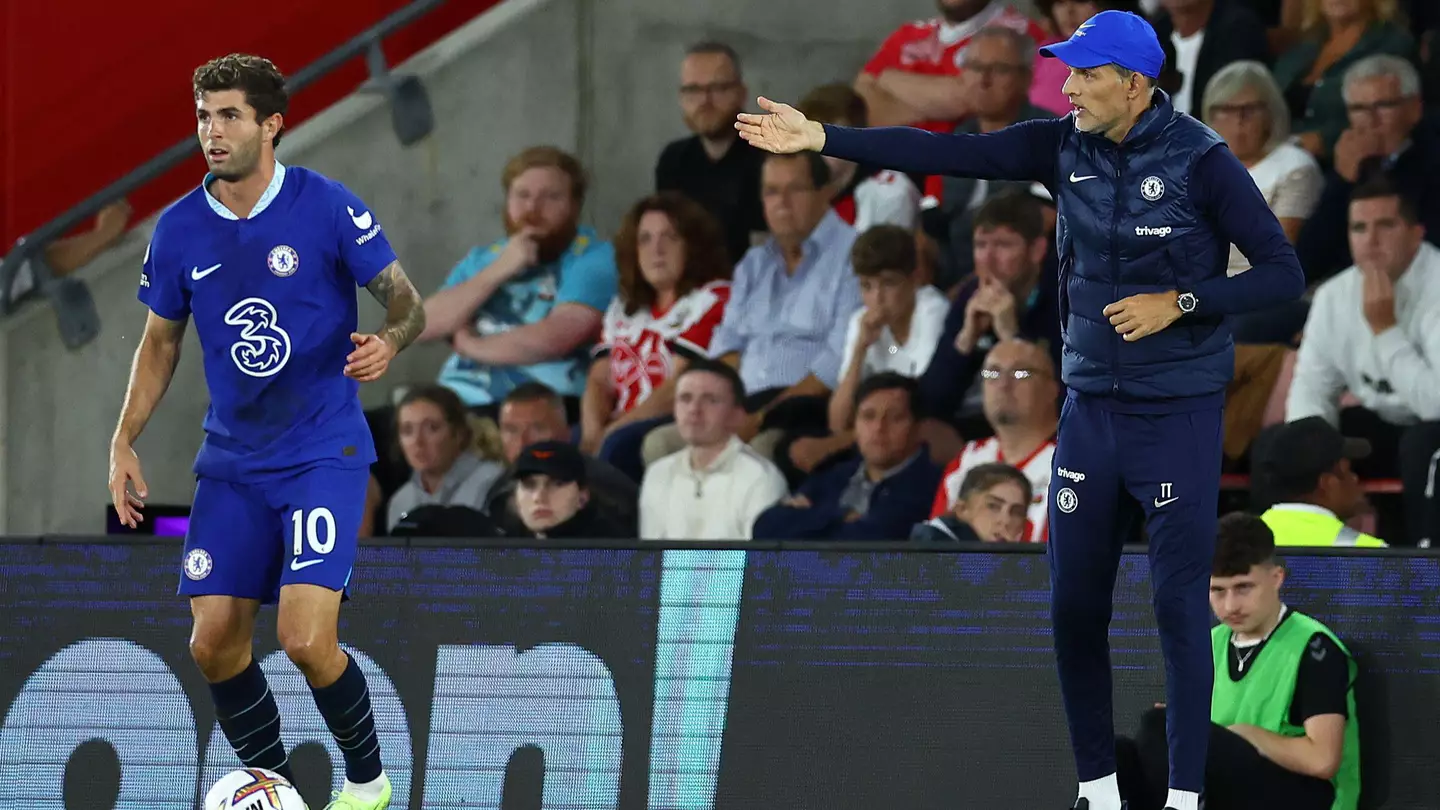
177,464,369,604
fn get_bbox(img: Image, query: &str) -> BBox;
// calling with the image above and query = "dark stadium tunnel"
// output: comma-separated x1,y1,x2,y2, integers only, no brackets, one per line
63,739,119,810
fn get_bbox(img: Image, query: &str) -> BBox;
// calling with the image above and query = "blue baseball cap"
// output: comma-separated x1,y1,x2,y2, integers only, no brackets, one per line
1039,10,1165,79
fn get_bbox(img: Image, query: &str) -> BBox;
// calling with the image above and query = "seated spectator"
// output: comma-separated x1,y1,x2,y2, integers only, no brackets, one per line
420,146,617,414
1204,61,1324,254
785,225,949,481
4,199,132,305
656,41,768,263
829,226,950,433
1031,0,1101,116
507,441,630,539
795,83,923,232
1250,417,1386,546
1117,512,1362,810
931,338,1058,541
1226,343,1292,466
1152,0,1270,116
853,0,1048,131
926,26,1057,288
911,461,1032,542
753,373,942,541
639,360,787,540
1200,59,1323,344
485,383,639,534
921,193,1061,455
641,152,861,465
1296,55,1440,282
1286,174,1440,547
383,385,506,533
1272,0,1415,159
581,193,732,480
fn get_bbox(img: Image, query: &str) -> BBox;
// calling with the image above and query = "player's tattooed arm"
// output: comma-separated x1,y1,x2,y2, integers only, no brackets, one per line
366,260,426,352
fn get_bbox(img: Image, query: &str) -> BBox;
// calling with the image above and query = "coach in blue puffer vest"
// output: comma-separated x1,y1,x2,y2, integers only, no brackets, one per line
1054,100,1231,400
735,10,1305,810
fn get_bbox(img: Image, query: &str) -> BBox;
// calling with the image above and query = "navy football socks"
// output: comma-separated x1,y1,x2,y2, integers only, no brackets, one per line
309,653,383,783
209,658,294,782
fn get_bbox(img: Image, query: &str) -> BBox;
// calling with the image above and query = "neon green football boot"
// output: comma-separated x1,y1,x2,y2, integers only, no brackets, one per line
322,773,392,810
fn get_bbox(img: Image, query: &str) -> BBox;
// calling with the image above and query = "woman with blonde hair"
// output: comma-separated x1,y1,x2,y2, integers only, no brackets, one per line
1272,0,1416,157
1203,61,1325,263
383,384,506,533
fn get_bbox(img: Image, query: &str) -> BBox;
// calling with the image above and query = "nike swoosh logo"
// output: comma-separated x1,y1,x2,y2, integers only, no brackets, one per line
191,263,222,280
348,206,373,230
290,559,323,571
1154,497,1179,507
1069,172,1098,182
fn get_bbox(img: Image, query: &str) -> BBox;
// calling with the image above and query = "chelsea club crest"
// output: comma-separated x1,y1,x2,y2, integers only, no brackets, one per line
184,548,213,580
267,245,299,277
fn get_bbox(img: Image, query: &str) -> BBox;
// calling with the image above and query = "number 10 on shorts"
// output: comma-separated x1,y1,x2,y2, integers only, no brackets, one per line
292,507,337,567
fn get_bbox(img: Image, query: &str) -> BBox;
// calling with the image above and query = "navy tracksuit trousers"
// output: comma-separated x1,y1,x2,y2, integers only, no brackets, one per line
1048,390,1224,794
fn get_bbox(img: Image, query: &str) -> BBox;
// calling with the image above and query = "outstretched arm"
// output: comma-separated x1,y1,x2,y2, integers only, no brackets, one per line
735,96,1063,183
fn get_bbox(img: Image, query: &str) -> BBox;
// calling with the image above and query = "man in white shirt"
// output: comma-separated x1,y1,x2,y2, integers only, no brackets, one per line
786,225,951,476
1286,175,1440,547
640,359,788,540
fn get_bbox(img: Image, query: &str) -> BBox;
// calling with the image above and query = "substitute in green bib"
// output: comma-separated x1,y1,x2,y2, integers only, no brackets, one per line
1116,513,1361,810
1250,417,1387,548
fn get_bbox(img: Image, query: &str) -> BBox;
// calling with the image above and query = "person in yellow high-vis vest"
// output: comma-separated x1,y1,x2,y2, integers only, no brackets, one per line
1250,417,1387,548
1116,513,1361,810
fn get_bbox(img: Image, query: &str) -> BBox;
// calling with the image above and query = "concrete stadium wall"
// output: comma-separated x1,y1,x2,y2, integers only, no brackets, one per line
0,0,946,533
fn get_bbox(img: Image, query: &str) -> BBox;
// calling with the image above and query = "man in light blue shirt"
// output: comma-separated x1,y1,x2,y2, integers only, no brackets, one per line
710,151,861,452
420,146,618,409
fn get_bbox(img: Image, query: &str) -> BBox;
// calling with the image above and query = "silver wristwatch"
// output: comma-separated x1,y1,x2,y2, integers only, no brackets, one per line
1177,292,1198,314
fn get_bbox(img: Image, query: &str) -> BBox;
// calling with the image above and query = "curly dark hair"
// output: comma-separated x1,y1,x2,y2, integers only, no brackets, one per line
192,54,289,147
613,192,731,315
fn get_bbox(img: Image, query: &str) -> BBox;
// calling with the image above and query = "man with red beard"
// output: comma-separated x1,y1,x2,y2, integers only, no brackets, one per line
655,41,768,264
421,146,618,415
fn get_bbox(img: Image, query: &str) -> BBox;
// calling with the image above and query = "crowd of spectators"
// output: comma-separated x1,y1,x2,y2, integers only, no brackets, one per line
353,0,1440,551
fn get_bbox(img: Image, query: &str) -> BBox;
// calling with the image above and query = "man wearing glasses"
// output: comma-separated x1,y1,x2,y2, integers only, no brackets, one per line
655,41,768,263
1298,54,1440,283
931,338,1060,543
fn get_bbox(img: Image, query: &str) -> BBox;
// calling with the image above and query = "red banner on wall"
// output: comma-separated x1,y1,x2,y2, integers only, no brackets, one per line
0,0,498,247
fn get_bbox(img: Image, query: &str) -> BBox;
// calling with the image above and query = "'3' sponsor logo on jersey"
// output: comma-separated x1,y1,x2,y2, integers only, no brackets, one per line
224,297,292,378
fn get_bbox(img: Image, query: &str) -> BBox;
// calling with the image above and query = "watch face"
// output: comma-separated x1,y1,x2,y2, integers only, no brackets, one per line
1179,293,1197,313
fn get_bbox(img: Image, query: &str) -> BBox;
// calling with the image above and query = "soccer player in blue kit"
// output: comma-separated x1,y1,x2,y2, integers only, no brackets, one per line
737,11,1306,810
107,55,424,810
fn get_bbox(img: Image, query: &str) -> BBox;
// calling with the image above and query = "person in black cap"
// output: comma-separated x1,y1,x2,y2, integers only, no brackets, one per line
736,9,1306,810
508,441,630,539
1250,417,1385,548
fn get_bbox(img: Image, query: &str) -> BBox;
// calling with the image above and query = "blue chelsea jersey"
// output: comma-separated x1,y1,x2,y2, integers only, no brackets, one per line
138,163,397,481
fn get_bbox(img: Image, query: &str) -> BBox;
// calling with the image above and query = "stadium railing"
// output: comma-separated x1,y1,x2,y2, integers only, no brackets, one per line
0,0,449,349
